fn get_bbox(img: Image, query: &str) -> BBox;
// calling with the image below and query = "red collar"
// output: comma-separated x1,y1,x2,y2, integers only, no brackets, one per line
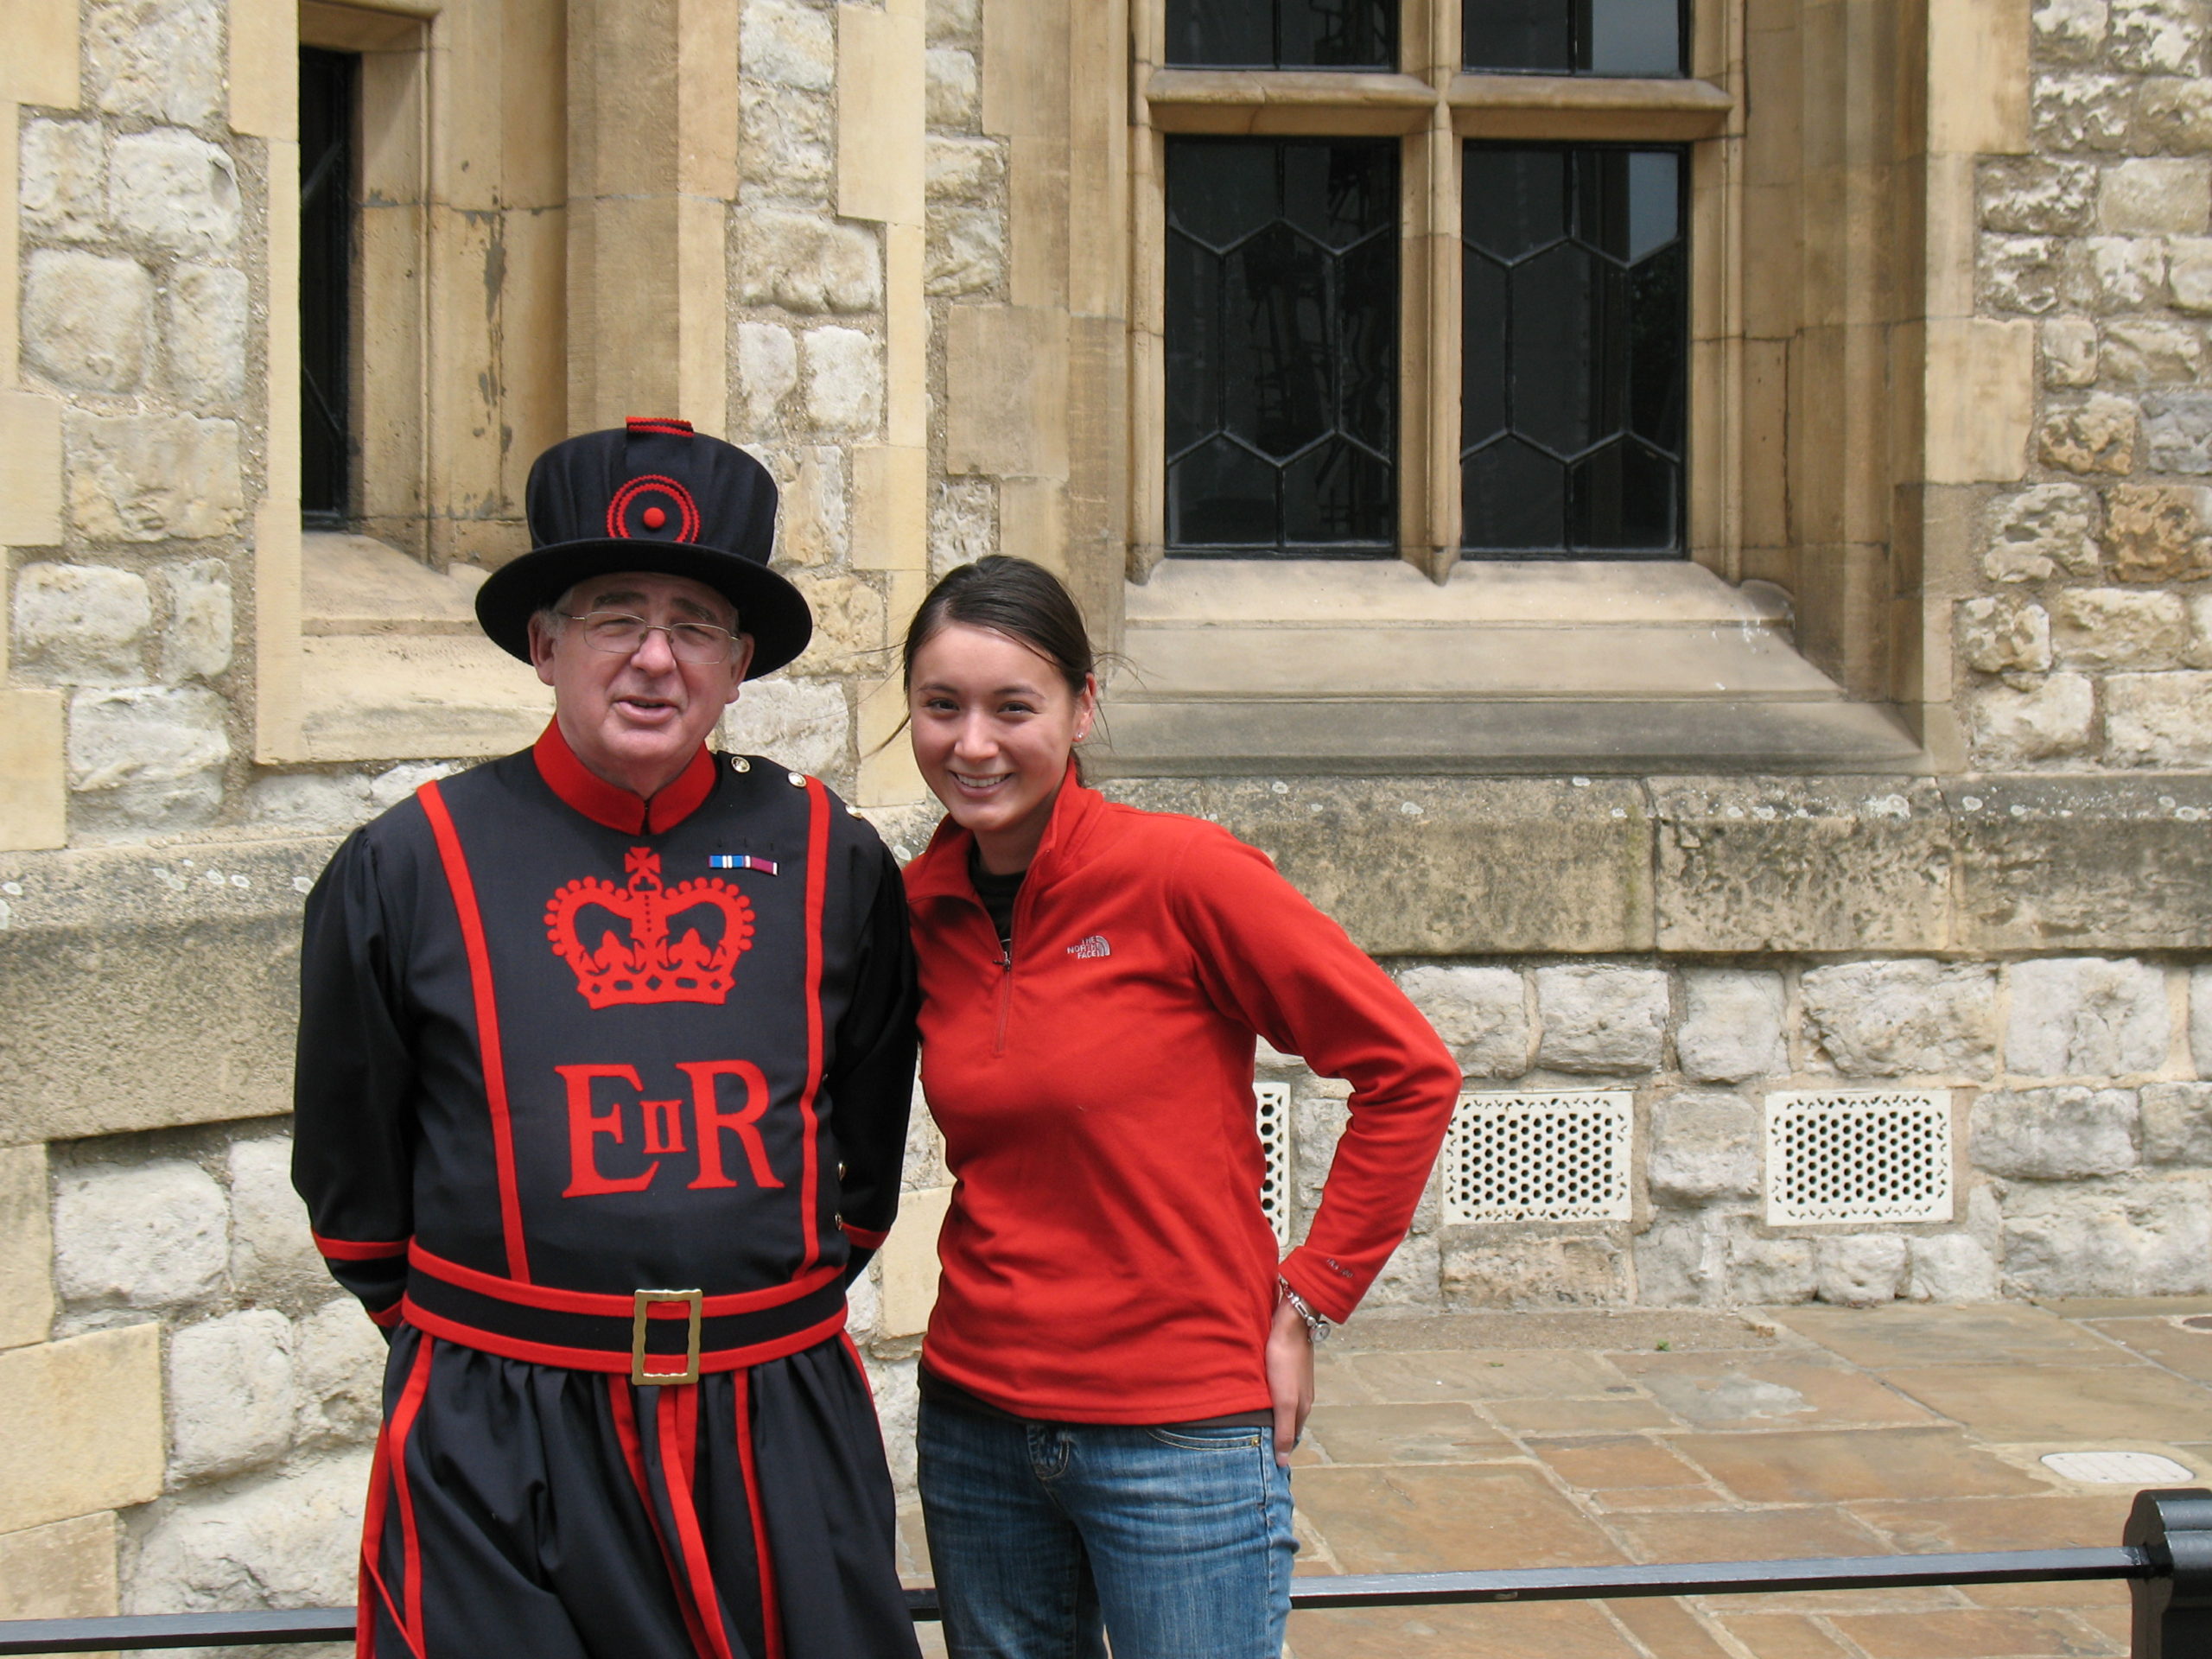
906,760,1100,901
531,719,717,835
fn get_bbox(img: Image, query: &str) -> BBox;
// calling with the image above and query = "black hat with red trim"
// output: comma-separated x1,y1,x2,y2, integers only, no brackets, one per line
474,418,811,678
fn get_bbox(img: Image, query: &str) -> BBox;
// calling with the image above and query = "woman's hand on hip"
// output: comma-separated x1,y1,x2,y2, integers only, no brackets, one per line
1266,1295,1316,1469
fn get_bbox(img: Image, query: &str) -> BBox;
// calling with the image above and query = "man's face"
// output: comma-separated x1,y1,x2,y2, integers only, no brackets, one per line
529,571,755,796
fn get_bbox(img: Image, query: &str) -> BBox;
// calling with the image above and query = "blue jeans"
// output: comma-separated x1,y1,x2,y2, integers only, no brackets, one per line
917,1401,1296,1659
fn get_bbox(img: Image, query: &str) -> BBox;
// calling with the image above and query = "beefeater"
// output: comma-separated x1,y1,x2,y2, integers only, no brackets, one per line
291,417,923,1659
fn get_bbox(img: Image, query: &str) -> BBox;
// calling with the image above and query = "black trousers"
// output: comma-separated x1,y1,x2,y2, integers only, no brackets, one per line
359,1324,921,1659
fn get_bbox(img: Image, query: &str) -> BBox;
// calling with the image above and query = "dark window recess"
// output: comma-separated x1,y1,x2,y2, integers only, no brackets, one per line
1465,0,1684,76
1461,145,1686,557
300,47,357,525
1166,139,1397,558
1165,0,1395,70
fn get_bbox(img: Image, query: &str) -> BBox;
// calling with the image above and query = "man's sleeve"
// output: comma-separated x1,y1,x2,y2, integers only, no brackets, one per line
291,829,417,1326
827,836,920,1281
1170,829,1461,1325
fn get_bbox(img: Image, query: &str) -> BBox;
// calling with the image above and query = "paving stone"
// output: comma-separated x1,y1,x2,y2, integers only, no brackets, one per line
1345,1348,1634,1404
1665,1427,2045,1503
1606,1503,1895,1565
1771,1304,2127,1368
1602,1596,1737,1659
1285,1601,1643,1659
1838,1607,2121,1656
2081,1315,2212,1380
1715,1613,1860,1659
1300,1402,1512,1465
1533,965,1668,1074
1878,1361,2212,1440
1486,1396,1679,1433
1676,969,1787,1084
1608,1354,1938,1428
1848,1493,2137,1558
1292,1463,1622,1573
1971,1087,2139,1179
1521,1433,1707,1491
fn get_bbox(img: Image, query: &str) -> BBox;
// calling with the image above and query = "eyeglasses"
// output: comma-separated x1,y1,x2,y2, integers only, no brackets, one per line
562,611,741,664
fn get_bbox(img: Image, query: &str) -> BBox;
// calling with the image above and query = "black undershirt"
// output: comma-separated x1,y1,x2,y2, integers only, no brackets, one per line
931,849,1273,1432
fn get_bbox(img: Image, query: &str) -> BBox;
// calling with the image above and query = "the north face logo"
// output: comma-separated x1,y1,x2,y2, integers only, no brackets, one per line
1066,935,1111,959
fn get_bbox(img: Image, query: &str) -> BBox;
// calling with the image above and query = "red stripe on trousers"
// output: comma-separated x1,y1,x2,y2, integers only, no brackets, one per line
389,1337,435,1653
357,1338,434,1659
416,780,531,1282
734,1368,786,1659
658,1386,737,1659
608,1381,717,1659
796,780,830,1271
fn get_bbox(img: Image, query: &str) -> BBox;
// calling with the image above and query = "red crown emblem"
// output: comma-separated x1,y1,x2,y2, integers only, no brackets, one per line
545,848,755,1008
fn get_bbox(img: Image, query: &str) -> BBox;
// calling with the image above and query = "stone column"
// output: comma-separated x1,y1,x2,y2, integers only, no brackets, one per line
567,0,741,435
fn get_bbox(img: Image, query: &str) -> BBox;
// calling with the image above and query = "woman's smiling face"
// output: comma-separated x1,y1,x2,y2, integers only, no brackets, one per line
907,621,1096,875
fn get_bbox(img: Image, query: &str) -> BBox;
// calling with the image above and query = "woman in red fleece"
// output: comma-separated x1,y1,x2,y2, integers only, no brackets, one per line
900,556,1459,1659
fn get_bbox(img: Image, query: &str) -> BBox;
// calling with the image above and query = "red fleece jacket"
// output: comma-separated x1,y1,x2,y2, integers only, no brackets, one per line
903,773,1459,1424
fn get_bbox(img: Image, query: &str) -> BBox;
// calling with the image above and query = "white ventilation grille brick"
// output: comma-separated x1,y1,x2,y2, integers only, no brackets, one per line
1255,1082,1291,1245
1442,1092,1634,1224
1764,1090,1954,1226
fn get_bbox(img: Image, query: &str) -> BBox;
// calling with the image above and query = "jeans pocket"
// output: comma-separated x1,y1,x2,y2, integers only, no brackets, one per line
1142,1423,1269,1452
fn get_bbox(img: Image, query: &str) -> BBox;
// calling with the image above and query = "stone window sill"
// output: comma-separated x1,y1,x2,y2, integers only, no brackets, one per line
1093,560,1926,777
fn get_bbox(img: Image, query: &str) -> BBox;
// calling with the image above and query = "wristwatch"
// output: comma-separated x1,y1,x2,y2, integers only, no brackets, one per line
1277,1279,1331,1346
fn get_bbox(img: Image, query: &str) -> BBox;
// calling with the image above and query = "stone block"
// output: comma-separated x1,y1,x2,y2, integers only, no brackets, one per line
1907,1234,2003,1302
929,478,994,577
2103,483,2212,579
1290,1082,1351,1221
2008,957,2171,1076
1957,598,2053,673
1972,1086,2139,1179
925,46,978,127
12,563,152,685
1982,234,2062,313
878,1184,950,1337
801,326,881,433
1395,966,1529,1078
66,684,228,834
1801,961,1997,1078
124,1447,371,1614
106,130,239,251
294,1298,387,1447
2145,391,2212,471
2064,236,2167,310
87,0,223,124
67,412,243,542
20,120,106,241
753,442,848,566
1676,970,1788,1084
1983,484,2099,582
1363,1232,1440,1308
2101,158,2212,231
1534,966,1668,1076
226,1137,321,1300
163,264,248,404
944,303,1070,480
1648,1091,1759,1202
22,251,152,392
2032,71,2132,151
1105,777,1653,957
0,1325,164,1533
1653,779,1950,955
2143,1083,2212,1164
926,137,1001,201
156,558,232,683
1999,1179,2212,1295
734,322,797,430
1929,318,2037,481
1951,776,2212,950
741,82,832,200
2196,967,2212,1074
1726,1236,1815,1305
2110,0,2205,71
741,0,835,89
735,210,880,313
2053,588,2194,668
929,0,979,42
785,570,886,674
2138,77,2212,150
1980,159,2097,232
167,1309,296,1482
721,677,849,778
2103,318,2206,382
859,1352,918,1492
2038,394,2139,472
1441,1234,1628,1308
927,204,1006,296
245,773,372,830
0,1512,119,1619
2107,671,2212,763
53,1159,227,1310
2031,0,2108,62
1815,1235,1907,1306
0,1146,54,1352
2041,316,2101,385
1967,672,2095,765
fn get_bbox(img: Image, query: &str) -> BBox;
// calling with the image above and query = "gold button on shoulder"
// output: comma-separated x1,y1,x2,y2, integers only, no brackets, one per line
847,805,864,819
786,771,807,787
730,755,751,773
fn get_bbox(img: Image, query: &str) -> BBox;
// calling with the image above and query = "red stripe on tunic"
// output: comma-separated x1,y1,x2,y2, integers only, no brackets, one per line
416,780,531,1283
315,1232,409,1262
608,1382,716,1659
797,780,830,1271
389,1337,435,1654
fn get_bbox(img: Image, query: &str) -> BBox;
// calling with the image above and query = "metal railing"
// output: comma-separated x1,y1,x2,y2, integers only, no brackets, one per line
3,1488,2206,1656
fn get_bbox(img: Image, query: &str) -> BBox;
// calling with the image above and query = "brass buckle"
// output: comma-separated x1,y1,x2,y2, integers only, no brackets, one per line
631,1288,703,1386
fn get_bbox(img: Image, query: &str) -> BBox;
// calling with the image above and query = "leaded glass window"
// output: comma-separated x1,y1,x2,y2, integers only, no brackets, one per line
1465,0,1685,76
1166,138,1398,557
1166,0,1395,69
301,47,357,524
1461,145,1686,556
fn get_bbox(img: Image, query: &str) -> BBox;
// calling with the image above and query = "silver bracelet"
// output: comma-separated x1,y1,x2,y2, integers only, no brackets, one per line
1278,1279,1331,1346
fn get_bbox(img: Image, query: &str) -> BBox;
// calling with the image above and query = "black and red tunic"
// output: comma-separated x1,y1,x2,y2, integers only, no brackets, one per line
293,722,921,1659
